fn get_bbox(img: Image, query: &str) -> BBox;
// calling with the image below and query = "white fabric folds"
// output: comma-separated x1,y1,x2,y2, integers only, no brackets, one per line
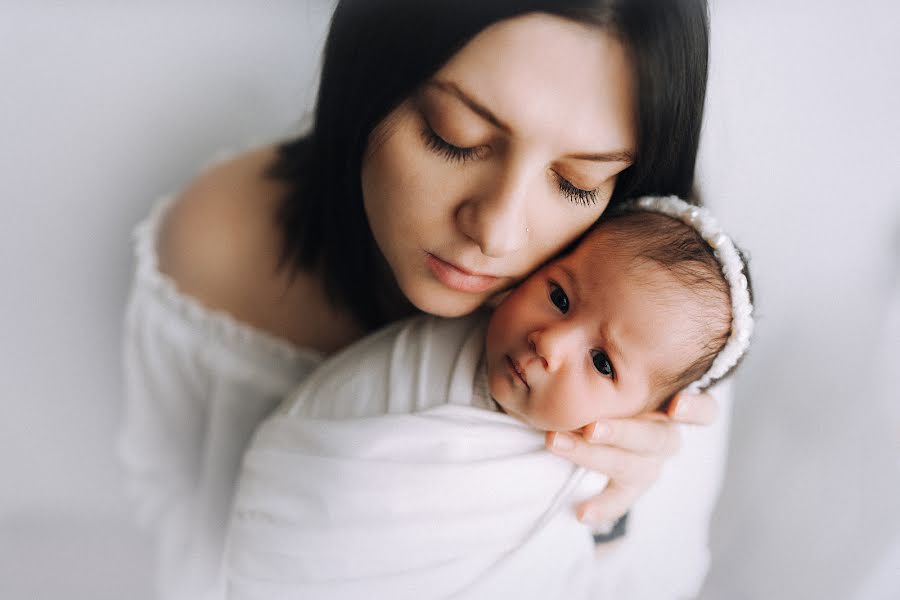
226,315,607,599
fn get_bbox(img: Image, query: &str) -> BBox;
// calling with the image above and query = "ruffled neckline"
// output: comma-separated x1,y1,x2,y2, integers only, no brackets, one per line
131,192,325,367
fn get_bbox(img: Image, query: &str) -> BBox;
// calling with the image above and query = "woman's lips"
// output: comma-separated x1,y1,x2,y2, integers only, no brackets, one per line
506,355,529,389
425,253,500,294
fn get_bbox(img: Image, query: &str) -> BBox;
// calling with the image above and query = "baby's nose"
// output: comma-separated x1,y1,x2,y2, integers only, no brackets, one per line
528,326,578,372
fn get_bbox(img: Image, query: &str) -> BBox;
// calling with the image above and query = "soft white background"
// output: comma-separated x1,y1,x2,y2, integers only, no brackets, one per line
1,2,898,599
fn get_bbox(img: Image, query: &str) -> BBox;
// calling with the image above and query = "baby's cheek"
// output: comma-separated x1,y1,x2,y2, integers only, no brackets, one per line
531,386,572,431
535,383,585,431
485,357,506,399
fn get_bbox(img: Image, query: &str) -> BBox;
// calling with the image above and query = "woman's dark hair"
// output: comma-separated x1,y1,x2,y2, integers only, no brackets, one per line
268,0,710,329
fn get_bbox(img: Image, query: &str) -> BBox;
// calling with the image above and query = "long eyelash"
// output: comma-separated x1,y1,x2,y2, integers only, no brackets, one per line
421,126,477,164
421,126,600,203
555,173,600,207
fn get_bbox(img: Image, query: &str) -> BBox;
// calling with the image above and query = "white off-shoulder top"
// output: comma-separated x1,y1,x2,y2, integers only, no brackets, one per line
117,193,324,600
118,186,733,600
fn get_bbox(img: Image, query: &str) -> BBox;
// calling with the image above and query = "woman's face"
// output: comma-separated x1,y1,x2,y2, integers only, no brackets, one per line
361,13,636,317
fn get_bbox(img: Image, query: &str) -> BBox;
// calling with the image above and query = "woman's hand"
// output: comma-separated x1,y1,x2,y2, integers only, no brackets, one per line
545,392,719,528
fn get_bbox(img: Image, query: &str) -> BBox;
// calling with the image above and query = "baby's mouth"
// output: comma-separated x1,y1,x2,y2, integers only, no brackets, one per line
507,355,529,390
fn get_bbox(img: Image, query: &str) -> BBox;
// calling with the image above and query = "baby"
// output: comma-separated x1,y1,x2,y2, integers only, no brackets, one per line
486,197,753,432
226,196,754,600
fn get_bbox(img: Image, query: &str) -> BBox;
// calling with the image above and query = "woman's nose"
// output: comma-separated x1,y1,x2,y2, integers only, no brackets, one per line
528,325,578,373
456,166,530,258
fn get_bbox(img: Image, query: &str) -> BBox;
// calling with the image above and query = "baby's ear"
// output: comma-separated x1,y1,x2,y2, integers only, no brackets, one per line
485,288,514,308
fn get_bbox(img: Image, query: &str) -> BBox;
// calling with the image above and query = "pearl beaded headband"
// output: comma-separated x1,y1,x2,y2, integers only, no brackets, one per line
626,195,754,392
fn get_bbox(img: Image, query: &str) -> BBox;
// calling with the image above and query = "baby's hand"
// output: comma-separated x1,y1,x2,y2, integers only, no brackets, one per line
545,391,718,528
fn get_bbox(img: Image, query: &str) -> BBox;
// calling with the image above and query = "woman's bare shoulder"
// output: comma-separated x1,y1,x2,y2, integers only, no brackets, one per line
156,145,363,353
157,146,284,310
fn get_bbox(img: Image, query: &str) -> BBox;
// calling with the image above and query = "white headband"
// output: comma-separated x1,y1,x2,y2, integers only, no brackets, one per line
626,195,754,392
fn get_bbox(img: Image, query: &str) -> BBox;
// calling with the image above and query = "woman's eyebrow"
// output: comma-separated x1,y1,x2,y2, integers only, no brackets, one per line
426,79,633,164
426,79,511,133
565,149,634,164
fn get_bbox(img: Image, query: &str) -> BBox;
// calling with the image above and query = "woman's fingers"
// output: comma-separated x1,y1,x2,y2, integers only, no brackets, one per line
547,431,661,526
581,416,681,457
575,481,639,526
546,432,661,485
667,391,719,425
546,395,720,528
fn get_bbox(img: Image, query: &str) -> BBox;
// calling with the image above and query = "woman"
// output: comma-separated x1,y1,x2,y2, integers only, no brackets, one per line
119,1,721,598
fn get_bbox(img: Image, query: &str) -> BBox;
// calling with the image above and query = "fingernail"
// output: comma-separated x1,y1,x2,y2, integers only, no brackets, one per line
590,422,611,442
550,432,575,452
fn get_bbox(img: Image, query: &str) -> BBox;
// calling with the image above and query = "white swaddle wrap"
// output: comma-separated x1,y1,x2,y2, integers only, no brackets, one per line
226,314,607,599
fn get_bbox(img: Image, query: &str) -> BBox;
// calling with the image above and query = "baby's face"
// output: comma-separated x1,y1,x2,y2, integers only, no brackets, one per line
484,228,702,432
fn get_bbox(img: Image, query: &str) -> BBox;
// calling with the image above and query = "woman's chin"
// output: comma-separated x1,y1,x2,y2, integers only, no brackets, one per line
402,280,490,318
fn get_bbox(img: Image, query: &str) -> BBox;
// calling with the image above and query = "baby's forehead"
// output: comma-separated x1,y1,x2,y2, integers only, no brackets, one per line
580,216,653,250
566,211,703,274
560,216,722,310
564,222,653,273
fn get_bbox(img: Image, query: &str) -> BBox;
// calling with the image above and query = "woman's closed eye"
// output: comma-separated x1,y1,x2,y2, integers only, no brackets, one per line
548,282,570,314
421,124,603,206
553,172,601,206
421,125,483,163
591,350,615,379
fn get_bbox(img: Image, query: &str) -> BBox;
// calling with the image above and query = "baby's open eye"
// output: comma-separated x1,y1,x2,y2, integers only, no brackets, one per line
591,350,615,379
548,283,569,314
